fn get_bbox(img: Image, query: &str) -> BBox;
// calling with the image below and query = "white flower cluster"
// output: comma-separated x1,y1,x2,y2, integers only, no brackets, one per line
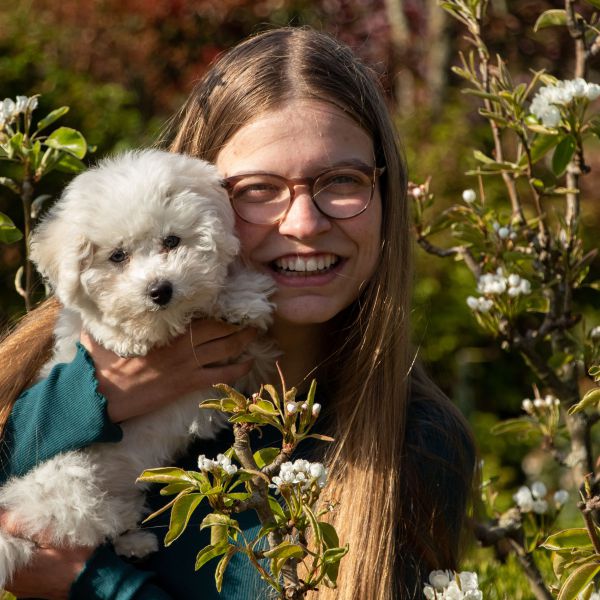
521,395,560,414
492,221,517,241
270,459,327,494
0,96,38,128
513,482,569,513
286,401,321,417
423,570,482,600
467,269,532,312
197,453,238,476
530,78,600,127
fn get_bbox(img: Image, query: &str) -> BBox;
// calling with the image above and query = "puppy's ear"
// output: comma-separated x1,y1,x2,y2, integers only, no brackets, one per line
30,215,94,307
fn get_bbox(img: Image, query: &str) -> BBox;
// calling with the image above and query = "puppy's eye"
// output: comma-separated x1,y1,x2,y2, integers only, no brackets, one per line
163,235,180,250
109,249,128,263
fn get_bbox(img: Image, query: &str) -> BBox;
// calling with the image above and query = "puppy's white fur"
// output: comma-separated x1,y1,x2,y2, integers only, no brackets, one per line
0,150,276,585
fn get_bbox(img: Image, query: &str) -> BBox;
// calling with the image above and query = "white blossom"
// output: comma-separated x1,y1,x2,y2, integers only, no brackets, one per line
521,398,534,414
531,481,547,499
513,485,535,512
590,326,600,340
269,459,327,493
530,78,600,126
286,402,297,414
424,571,482,600
466,296,493,313
462,189,477,203
197,453,237,476
312,403,321,417
514,482,550,514
554,489,569,508
0,95,38,129
429,570,452,590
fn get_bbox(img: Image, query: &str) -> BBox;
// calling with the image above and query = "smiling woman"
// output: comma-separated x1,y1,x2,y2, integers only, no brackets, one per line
0,27,475,600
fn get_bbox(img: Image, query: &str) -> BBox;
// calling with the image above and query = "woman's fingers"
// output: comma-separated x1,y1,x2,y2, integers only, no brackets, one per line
4,545,92,600
80,321,260,423
0,510,91,600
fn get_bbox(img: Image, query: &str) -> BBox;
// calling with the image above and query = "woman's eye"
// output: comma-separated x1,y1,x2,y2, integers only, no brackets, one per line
109,249,128,263
163,235,181,249
235,183,280,203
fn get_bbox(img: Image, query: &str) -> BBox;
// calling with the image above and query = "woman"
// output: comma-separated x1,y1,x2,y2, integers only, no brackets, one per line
0,27,475,600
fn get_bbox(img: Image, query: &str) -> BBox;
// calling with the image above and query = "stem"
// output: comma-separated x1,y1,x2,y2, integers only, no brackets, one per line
472,13,525,225
20,175,34,312
233,424,303,598
507,538,554,600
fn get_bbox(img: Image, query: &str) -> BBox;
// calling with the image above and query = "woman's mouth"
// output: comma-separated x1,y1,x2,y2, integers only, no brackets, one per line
271,253,341,276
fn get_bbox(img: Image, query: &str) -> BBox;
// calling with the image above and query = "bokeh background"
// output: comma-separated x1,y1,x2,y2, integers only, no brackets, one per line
1,2,599,592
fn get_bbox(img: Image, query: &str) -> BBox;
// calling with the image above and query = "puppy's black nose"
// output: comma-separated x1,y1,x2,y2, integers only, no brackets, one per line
148,281,173,306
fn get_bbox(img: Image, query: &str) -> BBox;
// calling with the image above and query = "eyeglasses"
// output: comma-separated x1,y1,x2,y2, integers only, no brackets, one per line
222,165,386,225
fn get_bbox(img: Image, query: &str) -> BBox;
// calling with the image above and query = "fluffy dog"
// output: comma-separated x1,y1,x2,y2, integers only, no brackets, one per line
0,149,276,586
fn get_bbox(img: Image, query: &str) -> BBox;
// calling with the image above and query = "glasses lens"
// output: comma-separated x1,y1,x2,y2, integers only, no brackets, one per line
313,168,373,218
230,174,289,224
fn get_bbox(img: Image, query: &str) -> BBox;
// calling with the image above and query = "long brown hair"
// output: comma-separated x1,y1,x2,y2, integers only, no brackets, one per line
0,298,59,437
166,28,473,599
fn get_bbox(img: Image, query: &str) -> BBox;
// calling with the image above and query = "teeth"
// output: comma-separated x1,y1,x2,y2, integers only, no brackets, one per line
275,254,338,273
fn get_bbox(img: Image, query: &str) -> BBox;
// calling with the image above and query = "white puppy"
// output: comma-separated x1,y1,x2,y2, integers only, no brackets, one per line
0,149,276,585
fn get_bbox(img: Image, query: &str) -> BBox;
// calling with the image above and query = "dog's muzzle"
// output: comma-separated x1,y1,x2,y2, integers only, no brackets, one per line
148,280,173,306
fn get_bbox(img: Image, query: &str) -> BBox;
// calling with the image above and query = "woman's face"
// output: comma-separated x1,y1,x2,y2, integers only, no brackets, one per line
216,100,382,327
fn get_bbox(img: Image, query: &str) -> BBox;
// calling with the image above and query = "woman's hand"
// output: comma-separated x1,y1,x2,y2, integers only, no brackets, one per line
0,511,93,600
80,319,258,423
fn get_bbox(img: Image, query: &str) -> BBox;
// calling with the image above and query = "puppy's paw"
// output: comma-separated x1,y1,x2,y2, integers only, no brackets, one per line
218,270,275,329
113,530,159,558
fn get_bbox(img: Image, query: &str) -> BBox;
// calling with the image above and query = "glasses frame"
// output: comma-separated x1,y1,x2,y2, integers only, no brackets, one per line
222,164,386,225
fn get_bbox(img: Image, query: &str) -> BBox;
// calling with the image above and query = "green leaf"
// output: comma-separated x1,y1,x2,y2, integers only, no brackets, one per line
528,134,560,165
543,529,594,551
36,107,69,132
322,546,349,564
137,467,189,484
569,389,600,414
552,135,576,176
44,127,87,159
160,482,195,496
253,447,280,469
473,150,495,164
534,9,568,31
0,177,20,195
557,560,600,600
248,399,279,416
215,547,236,592
262,384,280,406
319,521,340,549
164,493,205,546
200,513,240,531
268,496,287,521
490,418,538,436
585,0,600,8
212,383,247,408
54,152,86,174
9,132,24,158
0,212,23,244
263,541,304,560
195,542,229,571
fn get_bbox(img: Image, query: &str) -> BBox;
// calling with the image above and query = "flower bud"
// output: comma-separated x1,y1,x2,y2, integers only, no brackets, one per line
286,402,297,414
462,189,477,203
312,403,321,417
554,489,569,507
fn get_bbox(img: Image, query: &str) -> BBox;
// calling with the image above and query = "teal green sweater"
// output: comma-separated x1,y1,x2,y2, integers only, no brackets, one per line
1,344,474,599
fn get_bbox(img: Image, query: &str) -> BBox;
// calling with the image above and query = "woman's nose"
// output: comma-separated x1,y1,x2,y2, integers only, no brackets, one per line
277,186,332,239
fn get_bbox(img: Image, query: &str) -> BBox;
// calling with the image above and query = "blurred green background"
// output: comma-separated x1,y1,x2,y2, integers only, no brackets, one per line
1,2,599,593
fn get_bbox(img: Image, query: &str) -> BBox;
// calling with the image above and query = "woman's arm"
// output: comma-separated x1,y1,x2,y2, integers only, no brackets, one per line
0,319,257,481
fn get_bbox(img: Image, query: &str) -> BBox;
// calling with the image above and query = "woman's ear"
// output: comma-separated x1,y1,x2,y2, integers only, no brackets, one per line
29,216,94,307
